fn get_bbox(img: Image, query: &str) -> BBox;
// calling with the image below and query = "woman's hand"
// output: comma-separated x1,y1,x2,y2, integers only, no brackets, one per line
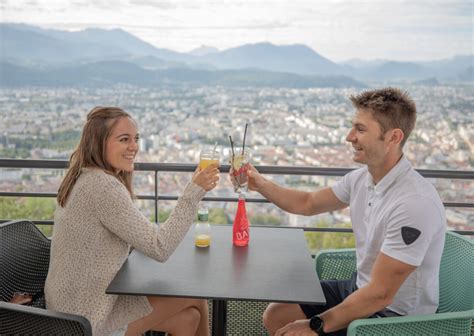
192,164,220,191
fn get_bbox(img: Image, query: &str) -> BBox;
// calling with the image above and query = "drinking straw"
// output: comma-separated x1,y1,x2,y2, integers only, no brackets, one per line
211,141,218,160
242,123,248,155
229,135,240,190
229,136,235,159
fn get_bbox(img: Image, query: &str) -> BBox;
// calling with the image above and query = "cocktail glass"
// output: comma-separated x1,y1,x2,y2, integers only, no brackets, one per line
199,147,220,170
230,148,250,194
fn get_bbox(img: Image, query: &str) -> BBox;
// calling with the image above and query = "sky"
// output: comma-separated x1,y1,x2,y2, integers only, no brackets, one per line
1,0,473,62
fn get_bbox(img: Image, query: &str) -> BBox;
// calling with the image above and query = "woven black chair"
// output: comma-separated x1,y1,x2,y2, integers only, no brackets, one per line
0,301,92,336
0,219,92,335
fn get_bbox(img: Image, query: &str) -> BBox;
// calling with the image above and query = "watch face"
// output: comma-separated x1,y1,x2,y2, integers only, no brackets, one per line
310,316,323,332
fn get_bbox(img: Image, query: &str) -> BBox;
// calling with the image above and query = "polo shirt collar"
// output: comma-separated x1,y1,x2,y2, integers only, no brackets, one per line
366,155,411,194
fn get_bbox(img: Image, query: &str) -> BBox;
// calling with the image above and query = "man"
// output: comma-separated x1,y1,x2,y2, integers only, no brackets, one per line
244,88,446,335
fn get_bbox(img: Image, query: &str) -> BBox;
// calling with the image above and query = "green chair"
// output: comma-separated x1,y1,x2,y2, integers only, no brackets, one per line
314,231,474,336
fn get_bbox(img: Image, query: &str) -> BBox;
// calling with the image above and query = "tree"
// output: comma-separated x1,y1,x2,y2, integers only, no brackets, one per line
304,219,355,254
151,209,171,223
249,214,282,226
209,208,230,224
0,197,56,237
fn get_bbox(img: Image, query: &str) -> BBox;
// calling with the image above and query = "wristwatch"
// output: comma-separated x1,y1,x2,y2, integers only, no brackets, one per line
309,315,326,335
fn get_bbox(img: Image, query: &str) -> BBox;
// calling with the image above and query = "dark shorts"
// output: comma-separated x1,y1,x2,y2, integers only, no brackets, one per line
300,273,401,336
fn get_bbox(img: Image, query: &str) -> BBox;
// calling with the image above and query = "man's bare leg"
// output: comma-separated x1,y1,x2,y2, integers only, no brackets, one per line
263,303,307,335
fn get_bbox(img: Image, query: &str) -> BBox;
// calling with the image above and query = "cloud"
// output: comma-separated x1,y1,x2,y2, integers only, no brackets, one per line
128,0,177,10
124,21,289,30
1,0,472,60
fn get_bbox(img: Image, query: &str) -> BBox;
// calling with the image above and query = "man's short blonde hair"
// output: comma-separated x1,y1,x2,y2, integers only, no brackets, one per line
350,87,417,147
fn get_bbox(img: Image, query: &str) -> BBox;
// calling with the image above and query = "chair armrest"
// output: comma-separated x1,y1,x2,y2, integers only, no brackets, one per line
347,309,474,336
0,301,92,336
315,248,356,280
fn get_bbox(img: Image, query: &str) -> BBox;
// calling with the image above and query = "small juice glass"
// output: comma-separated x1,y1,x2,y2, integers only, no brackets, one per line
195,233,211,247
199,148,220,170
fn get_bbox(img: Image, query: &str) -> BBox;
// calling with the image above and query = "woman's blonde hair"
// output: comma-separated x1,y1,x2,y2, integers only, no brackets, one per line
57,106,135,207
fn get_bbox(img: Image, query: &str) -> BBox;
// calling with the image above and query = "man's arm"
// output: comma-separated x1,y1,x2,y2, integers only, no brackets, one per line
319,252,416,333
246,165,347,215
275,252,416,335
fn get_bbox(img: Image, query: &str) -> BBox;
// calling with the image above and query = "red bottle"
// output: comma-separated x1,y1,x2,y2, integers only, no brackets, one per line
233,195,250,246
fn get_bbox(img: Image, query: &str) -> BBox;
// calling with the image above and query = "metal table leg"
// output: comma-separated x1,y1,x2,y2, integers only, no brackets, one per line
212,299,227,336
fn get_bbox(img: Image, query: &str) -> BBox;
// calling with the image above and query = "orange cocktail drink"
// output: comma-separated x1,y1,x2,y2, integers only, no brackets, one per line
199,148,220,170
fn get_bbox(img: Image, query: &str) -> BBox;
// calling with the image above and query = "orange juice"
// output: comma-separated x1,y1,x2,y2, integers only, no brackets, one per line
195,234,211,247
199,158,219,170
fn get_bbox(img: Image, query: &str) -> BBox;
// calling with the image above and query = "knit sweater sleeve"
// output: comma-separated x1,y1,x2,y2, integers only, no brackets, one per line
89,170,205,262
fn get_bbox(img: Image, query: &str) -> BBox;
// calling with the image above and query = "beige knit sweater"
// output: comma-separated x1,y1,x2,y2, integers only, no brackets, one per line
45,168,205,336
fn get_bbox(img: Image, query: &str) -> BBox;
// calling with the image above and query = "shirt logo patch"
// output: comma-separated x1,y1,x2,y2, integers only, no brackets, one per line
401,226,421,245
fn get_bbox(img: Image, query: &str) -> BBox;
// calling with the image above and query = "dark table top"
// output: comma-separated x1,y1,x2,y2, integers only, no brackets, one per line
107,225,325,305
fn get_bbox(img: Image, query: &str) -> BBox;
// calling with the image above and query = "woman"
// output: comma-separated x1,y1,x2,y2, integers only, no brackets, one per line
45,106,219,336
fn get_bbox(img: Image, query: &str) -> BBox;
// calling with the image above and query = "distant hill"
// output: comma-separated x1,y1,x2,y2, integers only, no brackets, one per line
368,61,429,80
189,45,219,56
343,55,474,81
0,61,366,88
0,23,195,65
1,24,83,64
340,58,387,68
124,55,188,70
159,68,364,88
412,77,440,86
343,60,430,81
420,55,473,79
0,61,152,86
457,66,473,82
199,42,343,76
0,24,346,76
1,23,472,84
0,62,44,86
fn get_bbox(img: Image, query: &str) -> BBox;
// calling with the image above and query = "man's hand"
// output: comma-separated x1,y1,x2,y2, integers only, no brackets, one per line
246,164,267,192
275,319,316,336
229,163,266,192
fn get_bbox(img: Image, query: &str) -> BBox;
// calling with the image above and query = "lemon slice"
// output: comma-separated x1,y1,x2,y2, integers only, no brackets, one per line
232,155,244,170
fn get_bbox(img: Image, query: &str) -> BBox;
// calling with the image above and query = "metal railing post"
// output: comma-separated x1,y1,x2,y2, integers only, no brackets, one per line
155,170,159,224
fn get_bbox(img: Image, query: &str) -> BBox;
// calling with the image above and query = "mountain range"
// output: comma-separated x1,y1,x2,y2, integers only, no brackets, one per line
1,23,472,87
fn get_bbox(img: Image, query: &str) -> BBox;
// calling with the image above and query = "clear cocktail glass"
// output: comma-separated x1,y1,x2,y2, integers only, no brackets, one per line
230,148,250,194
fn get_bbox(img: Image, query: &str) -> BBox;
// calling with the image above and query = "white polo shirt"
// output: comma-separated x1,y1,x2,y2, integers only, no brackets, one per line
332,156,446,315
